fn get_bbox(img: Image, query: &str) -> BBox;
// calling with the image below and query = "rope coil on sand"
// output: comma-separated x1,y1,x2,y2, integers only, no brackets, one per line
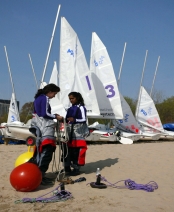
15,184,73,204
88,175,158,192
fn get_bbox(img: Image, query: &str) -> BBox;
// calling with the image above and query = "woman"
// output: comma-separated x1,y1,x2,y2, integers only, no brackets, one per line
63,92,89,176
30,83,63,185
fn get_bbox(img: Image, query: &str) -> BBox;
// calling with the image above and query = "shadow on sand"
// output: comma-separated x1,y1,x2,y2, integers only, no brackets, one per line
81,158,119,174
36,158,119,190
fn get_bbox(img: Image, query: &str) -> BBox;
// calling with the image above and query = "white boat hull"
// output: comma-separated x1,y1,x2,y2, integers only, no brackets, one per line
121,132,141,141
1,121,35,141
86,130,117,142
139,132,161,141
5,125,34,140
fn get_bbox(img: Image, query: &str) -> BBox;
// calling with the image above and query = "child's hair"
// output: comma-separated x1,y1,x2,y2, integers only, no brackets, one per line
68,92,85,106
34,83,60,99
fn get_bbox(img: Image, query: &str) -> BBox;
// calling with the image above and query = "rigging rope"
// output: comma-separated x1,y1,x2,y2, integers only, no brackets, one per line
51,119,69,181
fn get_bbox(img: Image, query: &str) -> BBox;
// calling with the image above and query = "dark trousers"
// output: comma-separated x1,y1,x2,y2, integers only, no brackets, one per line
61,143,80,167
38,144,55,176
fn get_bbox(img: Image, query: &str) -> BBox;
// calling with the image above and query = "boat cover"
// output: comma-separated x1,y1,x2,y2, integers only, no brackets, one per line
163,123,174,131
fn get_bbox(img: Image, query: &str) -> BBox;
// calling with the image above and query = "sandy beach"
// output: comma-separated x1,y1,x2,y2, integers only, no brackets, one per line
0,141,174,212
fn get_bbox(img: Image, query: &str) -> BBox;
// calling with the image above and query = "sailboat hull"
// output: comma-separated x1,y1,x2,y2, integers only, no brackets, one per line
86,130,117,142
3,123,35,141
121,132,141,141
139,132,161,141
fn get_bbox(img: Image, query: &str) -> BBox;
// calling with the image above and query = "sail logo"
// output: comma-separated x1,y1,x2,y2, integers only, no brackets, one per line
129,125,139,133
147,118,161,128
147,107,152,115
124,125,139,133
140,109,147,116
101,112,114,117
67,49,74,57
11,115,16,122
94,56,105,66
12,102,15,110
118,119,123,124
124,114,129,122
118,114,129,124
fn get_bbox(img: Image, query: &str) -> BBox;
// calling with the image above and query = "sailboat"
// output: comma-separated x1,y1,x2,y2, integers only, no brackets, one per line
136,86,174,139
113,93,142,141
0,92,20,138
113,92,161,141
1,47,35,144
58,18,126,142
89,32,141,143
0,97,35,143
90,32,123,120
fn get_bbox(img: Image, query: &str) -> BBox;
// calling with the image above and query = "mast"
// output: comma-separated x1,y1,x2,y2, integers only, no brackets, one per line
117,42,127,87
150,56,160,97
4,46,16,95
41,4,61,84
28,53,38,89
135,50,148,117
4,46,20,120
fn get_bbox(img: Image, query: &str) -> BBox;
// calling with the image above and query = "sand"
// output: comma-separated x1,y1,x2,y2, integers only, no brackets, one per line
0,141,174,212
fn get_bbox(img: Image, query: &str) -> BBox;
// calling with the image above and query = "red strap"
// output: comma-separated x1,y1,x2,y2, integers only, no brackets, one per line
39,138,56,152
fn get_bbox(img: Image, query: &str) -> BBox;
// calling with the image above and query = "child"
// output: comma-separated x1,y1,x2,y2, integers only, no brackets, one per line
31,83,63,185
63,92,89,176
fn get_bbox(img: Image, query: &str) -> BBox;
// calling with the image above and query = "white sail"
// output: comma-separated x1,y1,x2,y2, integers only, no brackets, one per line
116,93,140,133
136,86,164,132
40,82,47,89
49,61,58,85
90,32,123,119
7,92,20,123
49,61,66,117
59,17,100,117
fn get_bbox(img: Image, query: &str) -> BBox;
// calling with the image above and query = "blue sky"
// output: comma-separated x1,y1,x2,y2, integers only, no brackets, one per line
0,0,174,109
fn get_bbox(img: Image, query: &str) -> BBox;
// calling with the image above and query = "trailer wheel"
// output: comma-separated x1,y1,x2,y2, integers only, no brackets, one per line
26,136,36,146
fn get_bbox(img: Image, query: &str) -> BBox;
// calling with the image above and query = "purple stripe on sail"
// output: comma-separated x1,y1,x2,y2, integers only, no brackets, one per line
85,76,92,90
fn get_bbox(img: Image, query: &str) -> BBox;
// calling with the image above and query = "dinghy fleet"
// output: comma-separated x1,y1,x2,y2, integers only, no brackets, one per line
1,6,173,145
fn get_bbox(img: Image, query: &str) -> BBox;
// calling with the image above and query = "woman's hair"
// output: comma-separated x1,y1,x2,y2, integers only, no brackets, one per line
34,83,60,99
68,92,85,106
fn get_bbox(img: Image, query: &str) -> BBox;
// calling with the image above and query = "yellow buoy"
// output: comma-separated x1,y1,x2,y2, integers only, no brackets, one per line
15,146,36,167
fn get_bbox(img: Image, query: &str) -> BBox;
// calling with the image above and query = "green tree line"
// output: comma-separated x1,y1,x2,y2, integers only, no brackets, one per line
0,96,174,124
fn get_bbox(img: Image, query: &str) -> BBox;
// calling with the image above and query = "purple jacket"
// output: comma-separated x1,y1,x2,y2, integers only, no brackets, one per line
66,104,87,124
34,94,56,119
